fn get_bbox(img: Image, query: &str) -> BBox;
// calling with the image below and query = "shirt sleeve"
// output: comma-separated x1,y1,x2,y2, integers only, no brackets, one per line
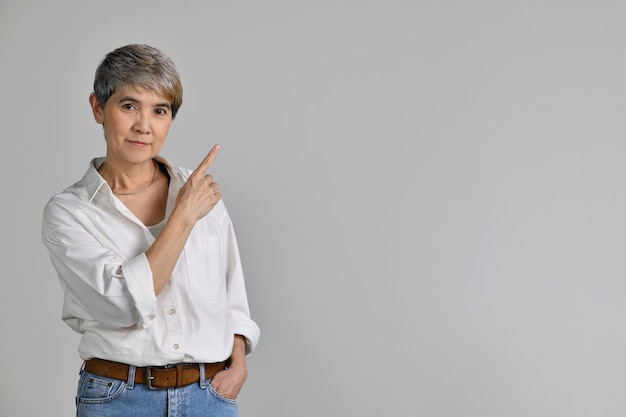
43,204,157,330
218,202,261,354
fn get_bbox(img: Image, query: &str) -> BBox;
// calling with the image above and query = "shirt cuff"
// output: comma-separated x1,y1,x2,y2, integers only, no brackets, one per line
230,314,261,355
121,254,157,328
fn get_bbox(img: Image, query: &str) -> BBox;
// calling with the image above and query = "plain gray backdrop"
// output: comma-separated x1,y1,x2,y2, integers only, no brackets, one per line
2,0,626,416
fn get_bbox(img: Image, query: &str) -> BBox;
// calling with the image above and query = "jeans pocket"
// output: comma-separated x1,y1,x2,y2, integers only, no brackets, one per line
206,380,237,405
77,370,127,404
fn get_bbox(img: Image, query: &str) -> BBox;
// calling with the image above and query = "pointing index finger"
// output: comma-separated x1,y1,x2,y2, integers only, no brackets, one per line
192,144,220,177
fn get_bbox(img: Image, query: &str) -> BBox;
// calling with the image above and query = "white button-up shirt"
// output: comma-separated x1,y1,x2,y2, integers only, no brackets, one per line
42,157,260,366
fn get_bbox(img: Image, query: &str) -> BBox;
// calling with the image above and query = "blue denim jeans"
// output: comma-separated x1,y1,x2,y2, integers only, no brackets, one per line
75,365,238,417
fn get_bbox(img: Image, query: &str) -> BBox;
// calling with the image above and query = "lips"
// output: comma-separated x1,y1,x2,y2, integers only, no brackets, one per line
128,140,150,147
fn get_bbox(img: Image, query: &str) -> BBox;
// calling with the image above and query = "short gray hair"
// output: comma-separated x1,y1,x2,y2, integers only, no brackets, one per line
93,44,183,118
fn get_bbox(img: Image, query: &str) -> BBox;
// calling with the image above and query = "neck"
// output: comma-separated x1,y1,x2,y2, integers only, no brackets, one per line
99,158,160,195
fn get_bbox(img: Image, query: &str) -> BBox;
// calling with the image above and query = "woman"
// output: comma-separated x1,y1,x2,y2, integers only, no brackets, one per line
42,44,259,417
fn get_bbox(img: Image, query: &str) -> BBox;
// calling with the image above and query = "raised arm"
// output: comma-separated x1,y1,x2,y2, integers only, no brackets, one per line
146,144,222,295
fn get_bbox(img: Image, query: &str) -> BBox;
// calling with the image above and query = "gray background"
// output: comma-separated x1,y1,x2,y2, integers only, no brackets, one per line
1,0,626,416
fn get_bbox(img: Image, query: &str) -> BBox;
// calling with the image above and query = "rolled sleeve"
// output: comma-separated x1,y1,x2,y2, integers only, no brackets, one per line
43,226,157,330
230,313,261,354
117,254,157,328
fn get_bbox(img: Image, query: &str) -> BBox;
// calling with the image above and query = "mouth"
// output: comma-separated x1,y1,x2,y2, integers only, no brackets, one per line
128,140,150,147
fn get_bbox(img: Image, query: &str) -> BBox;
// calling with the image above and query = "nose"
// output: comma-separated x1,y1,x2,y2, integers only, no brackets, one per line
133,110,151,134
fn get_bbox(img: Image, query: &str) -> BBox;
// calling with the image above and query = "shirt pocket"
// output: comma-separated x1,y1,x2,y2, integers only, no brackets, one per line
183,234,225,304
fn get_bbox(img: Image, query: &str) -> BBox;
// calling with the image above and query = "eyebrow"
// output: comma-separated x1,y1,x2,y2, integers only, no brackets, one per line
117,96,172,110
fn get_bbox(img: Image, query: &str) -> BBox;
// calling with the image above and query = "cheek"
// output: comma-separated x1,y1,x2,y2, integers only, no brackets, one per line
103,124,122,142
156,122,172,140
103,114,131,135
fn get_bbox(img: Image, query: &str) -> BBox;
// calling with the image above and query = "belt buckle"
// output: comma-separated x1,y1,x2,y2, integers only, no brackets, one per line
145,367,166,390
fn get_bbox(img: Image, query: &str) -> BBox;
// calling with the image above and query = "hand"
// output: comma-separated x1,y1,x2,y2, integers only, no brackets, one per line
210,362,248,400
174,144,221,222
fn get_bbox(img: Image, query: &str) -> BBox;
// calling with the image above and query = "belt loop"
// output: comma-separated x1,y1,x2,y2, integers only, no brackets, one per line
126,364,136,390
199,363,207,388
175,364,184,388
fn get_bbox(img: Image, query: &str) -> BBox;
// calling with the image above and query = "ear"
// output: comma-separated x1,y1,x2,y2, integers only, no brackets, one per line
89,92,105,124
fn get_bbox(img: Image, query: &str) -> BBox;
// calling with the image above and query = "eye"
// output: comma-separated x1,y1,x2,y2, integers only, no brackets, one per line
155,108,169,116
121,103,136,110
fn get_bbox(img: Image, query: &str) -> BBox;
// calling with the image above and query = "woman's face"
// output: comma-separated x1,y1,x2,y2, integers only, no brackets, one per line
90,86,173,166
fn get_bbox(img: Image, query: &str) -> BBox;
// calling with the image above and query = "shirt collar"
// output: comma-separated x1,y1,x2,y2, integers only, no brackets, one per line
84,157,108,202
82,156,184,202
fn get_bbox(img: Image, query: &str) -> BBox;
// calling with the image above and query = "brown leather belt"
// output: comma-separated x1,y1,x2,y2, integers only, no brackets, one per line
84,358,226,389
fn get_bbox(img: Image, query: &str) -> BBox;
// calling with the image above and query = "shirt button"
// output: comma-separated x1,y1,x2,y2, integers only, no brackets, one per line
168,308,176,315
173,344,180,350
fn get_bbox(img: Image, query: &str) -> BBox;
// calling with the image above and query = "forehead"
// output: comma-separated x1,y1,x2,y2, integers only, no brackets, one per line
111,85,170,105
